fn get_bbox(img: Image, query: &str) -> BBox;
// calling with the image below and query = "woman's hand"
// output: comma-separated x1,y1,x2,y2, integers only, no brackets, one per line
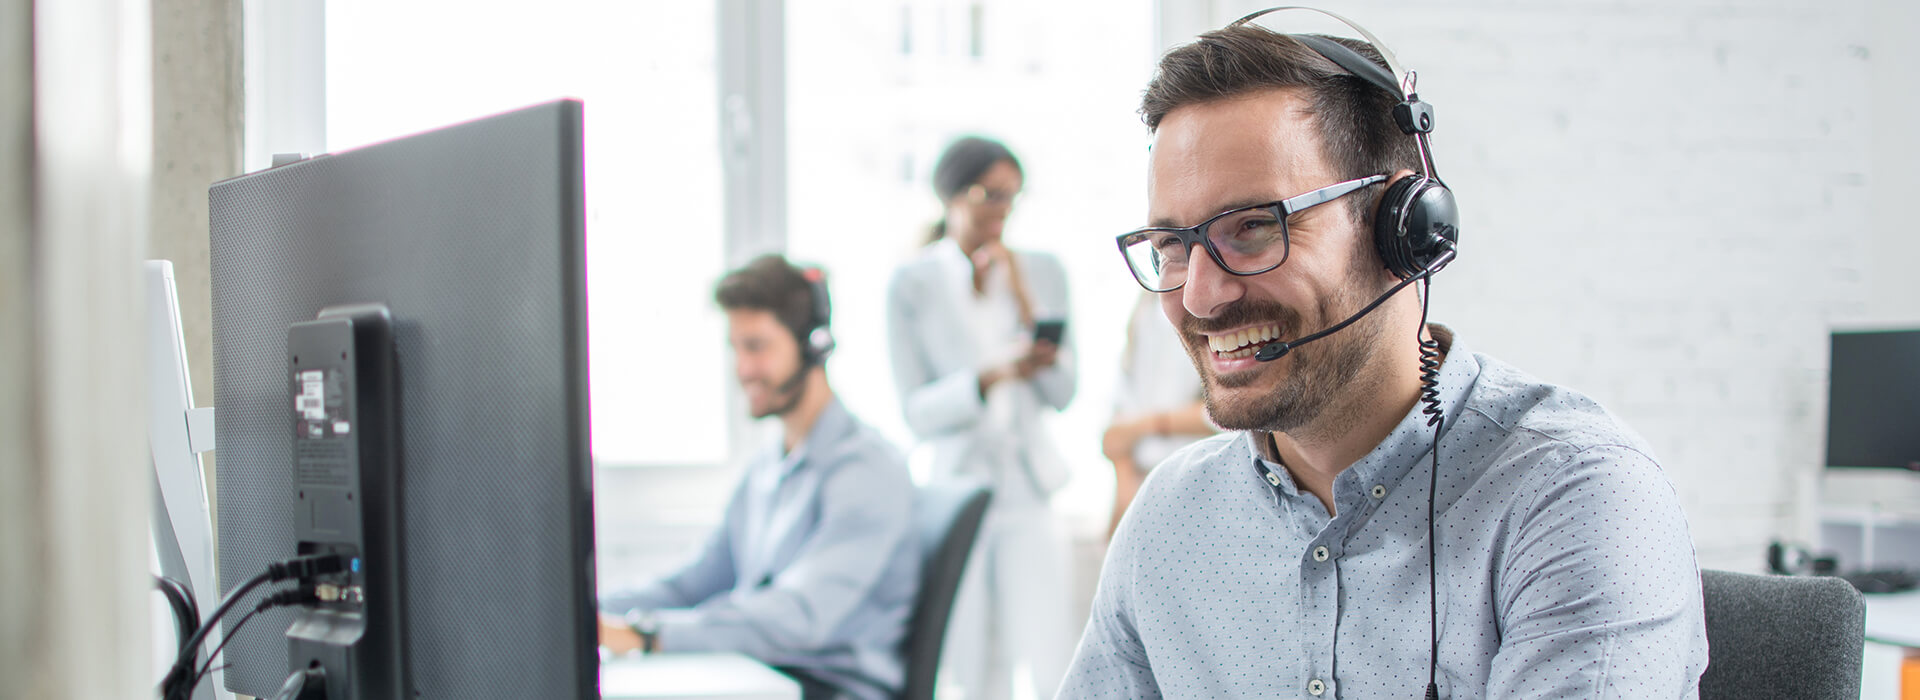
977,338,1059,398
971,241,1036,326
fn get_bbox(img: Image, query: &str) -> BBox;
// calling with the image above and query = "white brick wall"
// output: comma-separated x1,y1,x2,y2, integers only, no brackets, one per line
1201,0,1916,572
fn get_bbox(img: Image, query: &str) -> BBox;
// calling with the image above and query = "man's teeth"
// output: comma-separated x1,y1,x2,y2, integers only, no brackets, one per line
1207,325,1282,356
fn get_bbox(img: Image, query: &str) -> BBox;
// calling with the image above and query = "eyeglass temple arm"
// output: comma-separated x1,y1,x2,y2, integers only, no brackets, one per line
1281,175,1386,214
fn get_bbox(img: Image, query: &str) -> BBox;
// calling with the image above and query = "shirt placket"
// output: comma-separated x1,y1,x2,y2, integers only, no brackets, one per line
1296,497,1339,699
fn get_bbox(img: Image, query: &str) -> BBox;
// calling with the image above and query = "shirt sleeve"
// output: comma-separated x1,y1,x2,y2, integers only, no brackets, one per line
650,452,916,656
886,266,987,439
1057,514,1160,699
1483,444,1709,698
599,481,746,615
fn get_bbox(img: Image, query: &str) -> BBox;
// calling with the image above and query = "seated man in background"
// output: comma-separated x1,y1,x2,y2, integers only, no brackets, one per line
599,255,921,700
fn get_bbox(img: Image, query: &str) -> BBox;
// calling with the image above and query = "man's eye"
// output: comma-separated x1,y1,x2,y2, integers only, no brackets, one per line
1230,216,1280,239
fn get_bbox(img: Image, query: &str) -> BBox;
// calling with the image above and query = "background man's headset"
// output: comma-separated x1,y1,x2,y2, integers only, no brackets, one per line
1229,7,1457,699
769,265,835,404
797,266,835,368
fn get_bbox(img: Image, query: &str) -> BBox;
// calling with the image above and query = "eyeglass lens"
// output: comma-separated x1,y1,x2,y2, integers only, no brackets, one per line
1121,205,1287,291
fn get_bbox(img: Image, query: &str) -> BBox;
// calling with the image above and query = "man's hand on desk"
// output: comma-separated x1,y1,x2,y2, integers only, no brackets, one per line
599,613,644,655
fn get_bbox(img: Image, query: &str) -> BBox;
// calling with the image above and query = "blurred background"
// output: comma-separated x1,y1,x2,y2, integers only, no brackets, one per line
8,0,1920,696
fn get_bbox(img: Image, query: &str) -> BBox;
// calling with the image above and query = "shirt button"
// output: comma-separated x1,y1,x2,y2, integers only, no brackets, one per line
1308,678,1326,695
1266,471,1281,486
1371,484,1387,499
1313,546,1329,562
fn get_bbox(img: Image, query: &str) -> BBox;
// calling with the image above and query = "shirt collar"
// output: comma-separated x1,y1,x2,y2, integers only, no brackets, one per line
1247,325,1478,503
931,237,971,279
771,395,855,479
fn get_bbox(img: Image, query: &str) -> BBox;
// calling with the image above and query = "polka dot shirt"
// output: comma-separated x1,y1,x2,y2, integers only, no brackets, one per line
1058,333,1709,699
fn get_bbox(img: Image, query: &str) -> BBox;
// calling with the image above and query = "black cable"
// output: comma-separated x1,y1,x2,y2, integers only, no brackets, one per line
161,553,346,700
1417,276,1443,700
161,569,273,699
188,602,266,692
154,575,200,655
183,587,322,700
270,667,328,700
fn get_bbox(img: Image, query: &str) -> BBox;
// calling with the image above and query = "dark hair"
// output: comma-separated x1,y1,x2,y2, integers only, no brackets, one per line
928,135,1022,242
1141,25,1421,228
714,254,821,350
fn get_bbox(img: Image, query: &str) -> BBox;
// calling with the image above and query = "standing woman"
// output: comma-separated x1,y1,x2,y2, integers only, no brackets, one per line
886,136,1076,700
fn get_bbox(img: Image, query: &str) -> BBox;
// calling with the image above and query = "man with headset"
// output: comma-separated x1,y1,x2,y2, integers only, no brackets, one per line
599,255,921,700
1060,10,1707,699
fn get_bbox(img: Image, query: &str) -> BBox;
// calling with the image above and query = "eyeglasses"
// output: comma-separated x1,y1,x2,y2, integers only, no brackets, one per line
963,184,1019,207
1116,174,1386,292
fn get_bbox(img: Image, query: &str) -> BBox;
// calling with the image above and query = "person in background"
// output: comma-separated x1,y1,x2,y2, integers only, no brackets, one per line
599,255,920,700
1102,290,1215,538
886,136,1077,700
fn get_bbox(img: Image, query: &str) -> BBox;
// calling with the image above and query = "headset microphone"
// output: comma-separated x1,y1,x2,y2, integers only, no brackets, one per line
1253,246,1455,363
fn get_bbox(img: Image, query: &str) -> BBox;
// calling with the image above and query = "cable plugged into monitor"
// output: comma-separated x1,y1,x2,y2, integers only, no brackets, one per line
272,666,330,700
159,552,347,700
268,552,349,582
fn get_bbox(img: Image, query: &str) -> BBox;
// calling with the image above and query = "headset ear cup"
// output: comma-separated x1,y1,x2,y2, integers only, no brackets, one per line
800,269,834,366
1372,175,1421,279
1373,175,1459,279
806,327,836,365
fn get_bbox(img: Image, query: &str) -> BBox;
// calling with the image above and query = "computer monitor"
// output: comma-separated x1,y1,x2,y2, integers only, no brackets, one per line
209,100,596,698
146,260,230,700
1826,328,1920,471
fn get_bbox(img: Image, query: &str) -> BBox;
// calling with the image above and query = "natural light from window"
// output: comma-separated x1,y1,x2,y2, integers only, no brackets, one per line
326,0,727,467
787,0,1156,527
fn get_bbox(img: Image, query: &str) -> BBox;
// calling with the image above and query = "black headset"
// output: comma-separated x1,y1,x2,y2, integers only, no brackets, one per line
797,266,835,367
1230,8,1456,700
1233,7,1460,282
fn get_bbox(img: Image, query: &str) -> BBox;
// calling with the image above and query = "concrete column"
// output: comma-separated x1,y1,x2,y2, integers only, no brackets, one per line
152,0,241,426
152,0,241,542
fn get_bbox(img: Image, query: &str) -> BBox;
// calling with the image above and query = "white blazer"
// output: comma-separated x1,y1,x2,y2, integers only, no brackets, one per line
886,241,1077,499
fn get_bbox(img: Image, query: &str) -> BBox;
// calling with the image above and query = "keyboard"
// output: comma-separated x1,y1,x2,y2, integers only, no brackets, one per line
1837,568,1920,594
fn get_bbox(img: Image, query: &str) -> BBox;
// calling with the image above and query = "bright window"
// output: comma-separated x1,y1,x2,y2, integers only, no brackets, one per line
326,0,727,466
786,0,1157,523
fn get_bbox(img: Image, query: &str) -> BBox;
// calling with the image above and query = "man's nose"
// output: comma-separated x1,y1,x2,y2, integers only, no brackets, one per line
1180,246,1245,319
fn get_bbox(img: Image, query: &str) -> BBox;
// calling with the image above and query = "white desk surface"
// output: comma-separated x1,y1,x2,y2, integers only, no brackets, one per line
1863,589,1920,648
600,652,801,700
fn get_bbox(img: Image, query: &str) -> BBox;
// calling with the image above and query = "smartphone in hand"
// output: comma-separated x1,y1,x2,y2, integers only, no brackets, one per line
1033,319,1066,345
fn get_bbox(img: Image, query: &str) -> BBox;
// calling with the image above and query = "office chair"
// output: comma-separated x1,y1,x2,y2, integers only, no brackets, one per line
898,483,992,700
1698,569,1864,700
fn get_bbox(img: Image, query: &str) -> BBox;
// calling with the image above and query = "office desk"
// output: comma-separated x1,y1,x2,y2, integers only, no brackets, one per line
600,652,801,700
1861,590,1920,700
1864,589,1920,647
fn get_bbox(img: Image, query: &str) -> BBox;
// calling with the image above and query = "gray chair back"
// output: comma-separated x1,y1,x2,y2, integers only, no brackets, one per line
899,484,992,700
1699,569,1864,700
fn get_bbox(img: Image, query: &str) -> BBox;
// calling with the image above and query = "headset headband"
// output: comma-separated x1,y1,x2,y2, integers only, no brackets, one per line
1231,6,1415,99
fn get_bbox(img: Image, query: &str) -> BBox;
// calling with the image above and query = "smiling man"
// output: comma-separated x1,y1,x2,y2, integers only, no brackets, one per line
1059,14,1707,700
598,255,920,700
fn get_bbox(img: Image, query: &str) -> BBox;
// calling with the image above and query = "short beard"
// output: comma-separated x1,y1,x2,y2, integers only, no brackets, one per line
1179,273,1392,441
750,362,811,419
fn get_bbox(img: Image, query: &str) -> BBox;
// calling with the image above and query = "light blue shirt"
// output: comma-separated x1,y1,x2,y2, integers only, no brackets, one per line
601,398,920,699
1060,330,1709,699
